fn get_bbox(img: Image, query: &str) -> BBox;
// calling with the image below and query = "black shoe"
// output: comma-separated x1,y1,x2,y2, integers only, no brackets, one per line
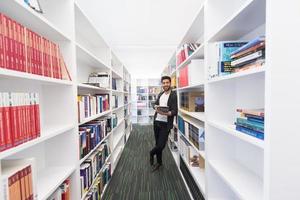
151,163,162,172
150,153,154,166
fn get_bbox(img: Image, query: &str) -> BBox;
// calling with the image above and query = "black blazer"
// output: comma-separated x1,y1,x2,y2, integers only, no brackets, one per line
153,90,178,130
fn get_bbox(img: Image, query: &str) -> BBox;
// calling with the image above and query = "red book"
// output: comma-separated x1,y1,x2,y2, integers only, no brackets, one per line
0,93,5,151
16,93,24,145
15,22,21,72
57,46,62,79
29,93,36,139
21,93,28,143
9,93,19,146
21,26,26,72
179,65,189,87
34,93,40,137
32,31,37,74
0,14,5,68
2,93,12,149
25,93,31,141
3,15,10,69
8,17,15,70
13,20,19,71
25,29,31,73
38,34,43,75
62,179,71,200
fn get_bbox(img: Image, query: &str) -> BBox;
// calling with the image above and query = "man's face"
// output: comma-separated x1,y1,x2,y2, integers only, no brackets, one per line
162,79,171,92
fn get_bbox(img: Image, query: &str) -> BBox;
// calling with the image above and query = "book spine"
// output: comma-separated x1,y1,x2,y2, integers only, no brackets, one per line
0,14,5,68
9,92,19,146
13,20,19,71
236,120,264,133
0,93,5,151
231,50,264,66
3,15,10,69
236,125,264,140
3,93,12,148
30,93,36,140
8,17,14,70
34,93,40,137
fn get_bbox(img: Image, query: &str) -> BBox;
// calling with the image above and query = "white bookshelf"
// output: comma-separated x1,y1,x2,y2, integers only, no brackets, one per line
0,0,132,199
160,0,298,199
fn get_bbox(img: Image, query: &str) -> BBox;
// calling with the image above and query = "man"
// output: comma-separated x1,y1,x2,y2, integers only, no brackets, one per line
150,76,178,172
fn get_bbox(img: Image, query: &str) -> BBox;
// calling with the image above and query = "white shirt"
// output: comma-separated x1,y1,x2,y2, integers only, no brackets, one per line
155,92,170,122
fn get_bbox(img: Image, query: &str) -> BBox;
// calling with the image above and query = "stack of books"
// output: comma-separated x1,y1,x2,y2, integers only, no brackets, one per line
0,92,40,152
235,108,264,140
48,179,71,200
0,13,71,80
230,36,266,73
77,94,110,123
86,72,110,89
79,118,110,159
176,43,201,66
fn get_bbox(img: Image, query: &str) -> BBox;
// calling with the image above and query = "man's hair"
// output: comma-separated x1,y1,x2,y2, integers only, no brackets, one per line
161,76,171,83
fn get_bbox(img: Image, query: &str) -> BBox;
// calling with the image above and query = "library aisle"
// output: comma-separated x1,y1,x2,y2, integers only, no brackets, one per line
102,124,191,200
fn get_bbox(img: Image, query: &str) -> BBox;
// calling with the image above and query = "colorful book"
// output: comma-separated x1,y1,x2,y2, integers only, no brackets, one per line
231,36,266,56
236,125,264,140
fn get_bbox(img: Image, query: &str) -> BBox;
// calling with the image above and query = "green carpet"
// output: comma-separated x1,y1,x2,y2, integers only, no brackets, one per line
102,124,191,200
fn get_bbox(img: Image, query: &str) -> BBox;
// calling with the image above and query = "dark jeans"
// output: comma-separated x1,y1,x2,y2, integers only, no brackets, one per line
150,121,170,165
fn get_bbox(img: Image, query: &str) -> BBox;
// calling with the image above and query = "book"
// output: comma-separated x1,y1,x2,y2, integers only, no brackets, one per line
231,36,266,56
157,106,169,113
231,41,265,60
236,125,264,140
237,108,264,117
178,65,189,87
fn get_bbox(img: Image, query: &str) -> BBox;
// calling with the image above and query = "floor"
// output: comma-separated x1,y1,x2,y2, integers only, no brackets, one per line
103,124,191,200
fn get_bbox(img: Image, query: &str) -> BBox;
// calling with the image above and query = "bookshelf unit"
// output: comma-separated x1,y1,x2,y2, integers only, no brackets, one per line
131,78,161,124
163,0,300,199
0,0,132,199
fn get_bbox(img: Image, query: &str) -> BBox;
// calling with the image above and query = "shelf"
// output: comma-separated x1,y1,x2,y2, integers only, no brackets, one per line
207,120,264,149
0,124,75,159
79,132,112,164
0,0,72,42
177,83,204,91
113,131,125,151
111,69,123,79
112,146,123,166
207,0,265,42
100,180,111,198
176,44,205,71
111,105,125,112
181,156,206,195
179,109,205,122
79,110,111,125
0,68,73,86
209,159,263,200
112,89,124,93
77,83,111,91
81,155,111,200
208,66,266,84
38,166,76,200
76,43,110,70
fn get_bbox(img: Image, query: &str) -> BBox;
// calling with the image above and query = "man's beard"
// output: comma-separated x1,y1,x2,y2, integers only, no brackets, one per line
163,86,170,91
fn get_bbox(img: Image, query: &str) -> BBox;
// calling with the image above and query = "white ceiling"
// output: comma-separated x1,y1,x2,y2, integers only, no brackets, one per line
76,0,203,78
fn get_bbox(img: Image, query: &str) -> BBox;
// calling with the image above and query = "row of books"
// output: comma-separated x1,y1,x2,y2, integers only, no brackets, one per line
79,117,111,160
148,95,157,101
0,13,71,80
0,92,40,152
180,91,204,112
148,87,160,94
111,95,118,109
136,87,147,93
81,163,112,200
112,78,117,90
176,43,201,67
209,36,265,78
1,159,36,200
178,115,205,151
77,94,110,123
80,142,110,197
179,136,204,170
137,95,147,101
235,108,264,140
48,179,71,200
178,59,204,88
